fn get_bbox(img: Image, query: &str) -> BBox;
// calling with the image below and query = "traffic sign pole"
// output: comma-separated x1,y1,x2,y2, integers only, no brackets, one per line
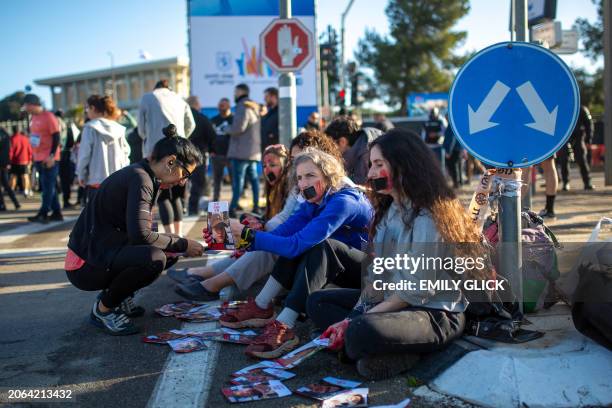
449,39,579,315
278,0,297,146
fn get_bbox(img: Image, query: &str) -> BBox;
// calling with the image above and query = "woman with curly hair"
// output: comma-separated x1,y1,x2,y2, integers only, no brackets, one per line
217,148,373,359
172,130,347,301
307,128,490,380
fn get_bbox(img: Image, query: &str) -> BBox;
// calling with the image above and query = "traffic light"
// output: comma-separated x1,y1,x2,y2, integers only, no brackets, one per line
338,89,346,107
349,64,364,107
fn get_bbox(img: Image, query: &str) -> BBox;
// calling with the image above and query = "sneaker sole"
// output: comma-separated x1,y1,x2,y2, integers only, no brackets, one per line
219,313,277,329
246,335,300,359
89,313,139,336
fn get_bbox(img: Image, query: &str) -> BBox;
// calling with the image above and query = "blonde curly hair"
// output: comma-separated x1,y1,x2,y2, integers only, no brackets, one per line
291,148,346,192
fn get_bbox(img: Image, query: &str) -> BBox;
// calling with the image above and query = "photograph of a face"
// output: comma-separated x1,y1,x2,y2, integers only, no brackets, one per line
207,201,235,250
221,380,291,403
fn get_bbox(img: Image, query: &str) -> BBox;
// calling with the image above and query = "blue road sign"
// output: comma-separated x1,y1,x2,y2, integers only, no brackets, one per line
448,42,579,168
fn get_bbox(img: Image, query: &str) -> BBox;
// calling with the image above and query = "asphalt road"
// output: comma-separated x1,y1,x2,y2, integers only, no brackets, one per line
0,168,609,407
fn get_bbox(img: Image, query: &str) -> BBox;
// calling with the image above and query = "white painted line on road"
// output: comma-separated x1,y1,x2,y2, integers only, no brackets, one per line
146,310,221,408
0,216,77,245
148,214,226,408
0,247,68,258
0,282,72,294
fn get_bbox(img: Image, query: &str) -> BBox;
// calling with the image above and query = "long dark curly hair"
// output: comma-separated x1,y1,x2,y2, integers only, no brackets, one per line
368,129,489,280
263,144,290,220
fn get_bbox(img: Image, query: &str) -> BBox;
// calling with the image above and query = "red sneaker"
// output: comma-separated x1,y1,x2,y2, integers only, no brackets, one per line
219,298,275,329
245,320,300,359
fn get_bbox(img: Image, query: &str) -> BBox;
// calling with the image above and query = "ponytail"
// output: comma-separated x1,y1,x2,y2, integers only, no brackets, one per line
151,124,202,166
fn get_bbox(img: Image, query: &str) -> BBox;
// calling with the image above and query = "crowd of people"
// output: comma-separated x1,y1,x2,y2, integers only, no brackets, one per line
0,80,597,382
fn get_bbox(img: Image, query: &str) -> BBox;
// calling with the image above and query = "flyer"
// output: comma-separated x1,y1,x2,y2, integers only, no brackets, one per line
221,380,292,403
207,201,235,250
275,339,327,369
321,388,369,408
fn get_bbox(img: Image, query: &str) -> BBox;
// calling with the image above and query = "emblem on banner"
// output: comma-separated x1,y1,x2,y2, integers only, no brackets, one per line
216,52,232,72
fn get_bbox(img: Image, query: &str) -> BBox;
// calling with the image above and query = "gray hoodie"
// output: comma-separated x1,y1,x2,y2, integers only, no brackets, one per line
77,118,130,186
138,88,195,157
227,96,261,161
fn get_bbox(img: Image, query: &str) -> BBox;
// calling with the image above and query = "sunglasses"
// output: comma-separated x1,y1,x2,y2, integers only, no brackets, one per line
175,160,192,181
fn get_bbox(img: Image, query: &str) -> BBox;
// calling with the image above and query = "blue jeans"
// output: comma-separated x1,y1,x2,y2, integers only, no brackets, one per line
229,159,259,211
35,162,61,214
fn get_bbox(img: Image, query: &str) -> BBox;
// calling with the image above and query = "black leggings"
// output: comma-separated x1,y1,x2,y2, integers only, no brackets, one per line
66,246,177,308
158,185,184,225
0,168,19,208
307,288,465,360
271,239,366,314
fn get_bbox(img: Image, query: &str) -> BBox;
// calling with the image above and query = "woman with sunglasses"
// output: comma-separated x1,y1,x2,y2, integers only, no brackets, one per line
65,124,205,335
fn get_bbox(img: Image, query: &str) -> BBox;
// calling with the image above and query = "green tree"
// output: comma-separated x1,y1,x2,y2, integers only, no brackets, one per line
0,91,26,121
355,0,470,113
575,0,603,60
574,67,604,116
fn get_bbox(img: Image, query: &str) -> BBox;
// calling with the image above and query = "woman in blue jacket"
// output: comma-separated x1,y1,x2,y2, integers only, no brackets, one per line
219,148,373,359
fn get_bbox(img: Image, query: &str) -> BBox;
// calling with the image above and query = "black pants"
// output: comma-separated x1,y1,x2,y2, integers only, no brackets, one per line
557,139,591,187
188,159,208,215
271,239,366,314
0,168,19,209
307,288,465,360
211,155,229,202
158,185,184,225
446,150,463,188
66,246,178,308
59,151,75,206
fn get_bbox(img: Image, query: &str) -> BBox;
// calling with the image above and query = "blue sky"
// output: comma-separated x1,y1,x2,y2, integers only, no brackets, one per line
0,0,601,108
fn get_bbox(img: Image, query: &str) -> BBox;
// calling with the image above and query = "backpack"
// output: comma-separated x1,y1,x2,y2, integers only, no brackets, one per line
483,210,561,313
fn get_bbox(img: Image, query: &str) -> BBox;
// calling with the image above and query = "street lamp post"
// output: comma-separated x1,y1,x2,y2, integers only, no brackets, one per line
107,51,116,97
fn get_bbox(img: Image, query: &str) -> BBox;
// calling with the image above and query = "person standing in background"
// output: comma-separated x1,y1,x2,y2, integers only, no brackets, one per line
0,127,20,210
372,113,394,132
304,111,321,131
138,79,195,158
260,87,279,152
227,84,261,217
210,98,233,202
22,94,63,223
9,126,33,198
77,95,130,203
557,104,595,191
55,110,77,209
186,95,216,216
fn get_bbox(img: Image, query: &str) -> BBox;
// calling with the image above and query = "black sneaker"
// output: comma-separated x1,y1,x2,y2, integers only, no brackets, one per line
584,184,595,191
90,301,138,335
167,267,205,284
175,280,220,301
356,353,420,380
538,208,556,219
27,213,48,223
119,295,145,317
49,211,64,221
562,183,570,191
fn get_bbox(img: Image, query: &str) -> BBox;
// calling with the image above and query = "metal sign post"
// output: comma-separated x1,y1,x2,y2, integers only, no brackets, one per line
449,36,579,312
261,1,315,147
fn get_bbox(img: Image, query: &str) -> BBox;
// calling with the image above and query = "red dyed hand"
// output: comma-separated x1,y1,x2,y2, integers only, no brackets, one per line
320,319,350,351
231,249,245,259
202,227,213,246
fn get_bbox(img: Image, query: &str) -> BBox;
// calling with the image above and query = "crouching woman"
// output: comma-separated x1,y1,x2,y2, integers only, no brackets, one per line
65,125,204,335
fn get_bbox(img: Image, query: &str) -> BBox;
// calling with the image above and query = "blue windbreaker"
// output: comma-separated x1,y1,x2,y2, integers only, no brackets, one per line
251,187,373,258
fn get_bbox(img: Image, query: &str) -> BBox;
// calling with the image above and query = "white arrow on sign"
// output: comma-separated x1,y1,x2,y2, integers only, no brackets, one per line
468,80,511,135
516,81,558,136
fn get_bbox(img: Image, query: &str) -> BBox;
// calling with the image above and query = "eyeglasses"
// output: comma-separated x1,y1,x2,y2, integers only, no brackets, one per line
175,160,192,181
